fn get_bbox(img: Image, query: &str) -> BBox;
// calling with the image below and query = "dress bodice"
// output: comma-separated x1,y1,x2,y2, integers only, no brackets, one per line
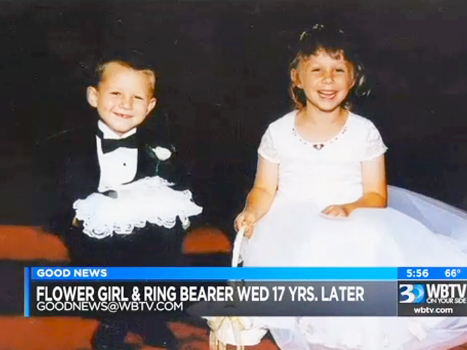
258,110,387,209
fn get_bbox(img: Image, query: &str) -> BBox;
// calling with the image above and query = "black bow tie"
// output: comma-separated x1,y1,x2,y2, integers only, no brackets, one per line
96,129,137,154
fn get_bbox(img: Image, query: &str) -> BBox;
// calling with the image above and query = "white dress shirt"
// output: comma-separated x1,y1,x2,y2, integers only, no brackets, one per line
96,121,138,192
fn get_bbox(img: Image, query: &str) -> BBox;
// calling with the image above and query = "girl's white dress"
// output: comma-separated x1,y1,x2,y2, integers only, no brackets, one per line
241,110,467,350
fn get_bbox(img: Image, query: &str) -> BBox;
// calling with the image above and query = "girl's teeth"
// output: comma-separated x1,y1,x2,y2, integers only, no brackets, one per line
319,91,336,98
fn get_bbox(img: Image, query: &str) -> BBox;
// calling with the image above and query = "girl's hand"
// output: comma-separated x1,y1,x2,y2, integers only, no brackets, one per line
234,210,258,238
321,204,350,218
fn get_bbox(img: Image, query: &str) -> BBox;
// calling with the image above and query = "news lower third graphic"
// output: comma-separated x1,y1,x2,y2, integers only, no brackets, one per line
397,267,467,316
398,282,467,316
24,267,467,317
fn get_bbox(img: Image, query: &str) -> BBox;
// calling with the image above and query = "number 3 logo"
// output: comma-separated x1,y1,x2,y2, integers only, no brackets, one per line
400,284,415,303
399,284,425,303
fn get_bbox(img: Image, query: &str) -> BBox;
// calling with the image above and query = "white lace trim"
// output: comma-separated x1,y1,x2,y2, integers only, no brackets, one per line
205,316,267,348
258,128,279,163
291,111,350,150
73,176,203,239
363,123,387,161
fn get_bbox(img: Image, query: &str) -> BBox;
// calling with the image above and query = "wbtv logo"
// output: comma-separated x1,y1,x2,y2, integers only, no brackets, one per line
399,284,426,303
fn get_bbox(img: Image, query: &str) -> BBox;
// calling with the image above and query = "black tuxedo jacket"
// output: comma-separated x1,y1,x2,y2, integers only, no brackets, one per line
32,123,197,266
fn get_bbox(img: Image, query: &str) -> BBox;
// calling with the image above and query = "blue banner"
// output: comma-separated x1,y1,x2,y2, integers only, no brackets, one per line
24,267,30,317
25,267,467,317
31,267,397,281
28,281,397,317
398,267,467,280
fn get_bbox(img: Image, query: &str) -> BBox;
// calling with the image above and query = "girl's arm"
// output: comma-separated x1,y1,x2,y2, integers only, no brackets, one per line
235,156,279,237
322,154,387,217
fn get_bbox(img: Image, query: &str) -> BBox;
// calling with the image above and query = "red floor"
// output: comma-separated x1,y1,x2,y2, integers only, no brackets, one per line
0,316,280,349
0,225,466,349
0,225,278,349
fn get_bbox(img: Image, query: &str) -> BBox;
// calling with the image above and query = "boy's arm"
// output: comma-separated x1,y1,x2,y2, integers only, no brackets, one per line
30,139,53,226
31,137,73,233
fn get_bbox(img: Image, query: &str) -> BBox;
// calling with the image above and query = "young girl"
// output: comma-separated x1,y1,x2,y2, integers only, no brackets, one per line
235,25,467,350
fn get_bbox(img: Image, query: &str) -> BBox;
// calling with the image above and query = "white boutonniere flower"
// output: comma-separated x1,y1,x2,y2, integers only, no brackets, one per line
153,146,172,161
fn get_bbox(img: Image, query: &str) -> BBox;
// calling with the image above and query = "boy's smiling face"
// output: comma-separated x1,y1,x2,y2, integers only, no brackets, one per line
87,62,156,136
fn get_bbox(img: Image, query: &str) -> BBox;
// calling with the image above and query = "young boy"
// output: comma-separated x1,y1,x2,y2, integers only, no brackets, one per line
34,52,188,349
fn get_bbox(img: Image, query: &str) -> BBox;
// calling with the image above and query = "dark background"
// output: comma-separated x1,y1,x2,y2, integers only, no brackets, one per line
1,0,466,231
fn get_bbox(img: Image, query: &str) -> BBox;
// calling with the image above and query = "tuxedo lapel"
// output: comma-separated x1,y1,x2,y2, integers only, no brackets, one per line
132,127,180,184
133,130,155,181
65,128,100,200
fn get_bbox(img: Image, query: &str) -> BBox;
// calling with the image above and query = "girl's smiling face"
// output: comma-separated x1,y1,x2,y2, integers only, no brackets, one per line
292,50,356,113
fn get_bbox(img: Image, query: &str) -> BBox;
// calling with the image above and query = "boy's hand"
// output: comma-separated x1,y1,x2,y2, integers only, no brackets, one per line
71,216,82,227
321,204,350,218
234,210,258,238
